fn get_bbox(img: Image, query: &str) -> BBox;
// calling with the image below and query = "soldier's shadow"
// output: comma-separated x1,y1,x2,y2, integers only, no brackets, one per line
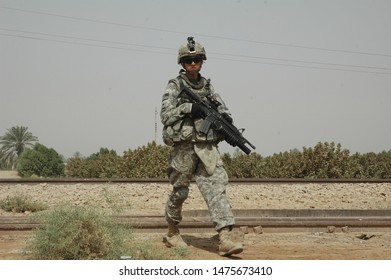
182,233,242,260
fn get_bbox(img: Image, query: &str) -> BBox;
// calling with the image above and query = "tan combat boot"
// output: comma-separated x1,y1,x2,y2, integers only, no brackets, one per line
163,223,187,248
218,226,243,256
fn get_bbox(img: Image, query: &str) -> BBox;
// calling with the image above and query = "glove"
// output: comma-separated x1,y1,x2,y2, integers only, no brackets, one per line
191,103,203,118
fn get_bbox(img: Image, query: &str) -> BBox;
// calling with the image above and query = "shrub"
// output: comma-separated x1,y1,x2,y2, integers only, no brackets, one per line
65,148,120,178
117,141,170,178
262,149,303,178
299,142,352,178
64,156,89,178
62,141,391,179
17,143,64,177
223,151,264,178
27,204,131,260
26,203,188,260
0,193,46,213
223,142,391,179
350,152,391,179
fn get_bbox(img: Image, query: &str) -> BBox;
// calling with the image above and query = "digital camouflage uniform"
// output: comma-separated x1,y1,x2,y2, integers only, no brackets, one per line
161,73,235,231
160,37,243,256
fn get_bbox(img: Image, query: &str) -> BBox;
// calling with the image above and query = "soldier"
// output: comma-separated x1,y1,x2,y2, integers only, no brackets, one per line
160,37,243,257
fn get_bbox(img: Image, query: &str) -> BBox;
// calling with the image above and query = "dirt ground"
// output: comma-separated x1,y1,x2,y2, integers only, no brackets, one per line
1,171,391,260
1,230,391,260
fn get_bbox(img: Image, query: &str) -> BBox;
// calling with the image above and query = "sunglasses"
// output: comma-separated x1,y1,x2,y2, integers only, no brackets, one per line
183,56,202,64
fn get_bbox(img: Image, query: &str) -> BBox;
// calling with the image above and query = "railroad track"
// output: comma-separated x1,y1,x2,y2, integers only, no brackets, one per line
1,178,391,232
2,209,391,233
1,178,391,184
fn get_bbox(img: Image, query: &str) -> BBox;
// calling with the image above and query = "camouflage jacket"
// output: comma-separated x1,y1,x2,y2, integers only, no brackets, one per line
160,73,231,146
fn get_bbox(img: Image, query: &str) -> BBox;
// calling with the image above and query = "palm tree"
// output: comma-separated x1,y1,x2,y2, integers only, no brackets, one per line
0,126,38,169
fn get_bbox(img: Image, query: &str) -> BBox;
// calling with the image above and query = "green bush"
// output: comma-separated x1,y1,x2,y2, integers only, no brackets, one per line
224,142,391,179
65,148,120,178
0,193,46,213
350,152,391,179
297,142,352,178
27,204,131,260
62,141,391,179
117,141,170,178
262,150,301,178
17,143,64,177
26,203,188,260
64,156,88,177
65,143,170,178
223,151,264,178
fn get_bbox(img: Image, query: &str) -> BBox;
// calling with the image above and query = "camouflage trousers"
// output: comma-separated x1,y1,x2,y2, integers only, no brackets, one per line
165,142,235,231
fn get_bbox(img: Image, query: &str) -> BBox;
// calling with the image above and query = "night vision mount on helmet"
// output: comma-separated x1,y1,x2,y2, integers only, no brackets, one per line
177,36,207,64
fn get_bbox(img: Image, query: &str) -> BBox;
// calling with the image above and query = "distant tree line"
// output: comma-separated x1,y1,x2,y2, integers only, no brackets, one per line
1,126,391,179
65,142,391,179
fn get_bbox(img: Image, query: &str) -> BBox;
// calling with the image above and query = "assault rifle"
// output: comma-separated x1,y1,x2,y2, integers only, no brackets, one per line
180,84,256,154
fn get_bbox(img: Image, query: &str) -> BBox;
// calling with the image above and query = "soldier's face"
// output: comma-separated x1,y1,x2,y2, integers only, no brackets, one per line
182,56,203,75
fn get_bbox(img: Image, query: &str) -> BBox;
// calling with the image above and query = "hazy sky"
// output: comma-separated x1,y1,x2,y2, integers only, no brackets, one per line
1,0,390,158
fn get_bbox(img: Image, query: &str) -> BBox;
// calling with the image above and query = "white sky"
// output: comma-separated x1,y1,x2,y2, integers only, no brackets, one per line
1,0,391,158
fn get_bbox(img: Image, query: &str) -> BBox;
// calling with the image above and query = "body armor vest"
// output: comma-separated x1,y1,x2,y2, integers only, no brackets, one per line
162,74,223,145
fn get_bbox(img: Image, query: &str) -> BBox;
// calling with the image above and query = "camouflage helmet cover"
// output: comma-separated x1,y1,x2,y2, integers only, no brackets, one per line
177,37,207,64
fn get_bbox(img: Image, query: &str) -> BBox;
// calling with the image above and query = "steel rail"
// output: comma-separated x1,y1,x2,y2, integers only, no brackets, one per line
1,178,391,184
2,209,391,232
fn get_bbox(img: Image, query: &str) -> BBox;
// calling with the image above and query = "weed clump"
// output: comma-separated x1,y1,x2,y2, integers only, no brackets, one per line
27,204,129,259
26,203,188,260
0,193,46,213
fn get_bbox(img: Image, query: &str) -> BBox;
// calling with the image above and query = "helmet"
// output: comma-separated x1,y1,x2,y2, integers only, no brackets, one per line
177,37,207,64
